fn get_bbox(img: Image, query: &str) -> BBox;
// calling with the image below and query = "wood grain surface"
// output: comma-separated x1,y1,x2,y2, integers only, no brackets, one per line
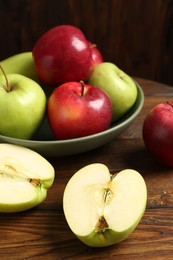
0,78,173,259
0,0,173,85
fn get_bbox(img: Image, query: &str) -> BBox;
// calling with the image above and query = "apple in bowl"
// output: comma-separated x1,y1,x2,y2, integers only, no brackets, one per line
33,25,93,86
88,62,138,122
88,41,103,67
47,81,112,140
0,71,46,140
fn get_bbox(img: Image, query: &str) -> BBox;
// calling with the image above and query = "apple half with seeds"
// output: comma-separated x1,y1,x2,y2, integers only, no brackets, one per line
63,163,147,247
0,143,55,213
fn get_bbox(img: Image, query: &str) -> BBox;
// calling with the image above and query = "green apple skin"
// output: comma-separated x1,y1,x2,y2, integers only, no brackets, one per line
0,52,39,82
63,163,147,247
0,143,55,213
0,74,46,139
0,184,48,213
0,52,55,96
77,211,144,247
88,62,138,122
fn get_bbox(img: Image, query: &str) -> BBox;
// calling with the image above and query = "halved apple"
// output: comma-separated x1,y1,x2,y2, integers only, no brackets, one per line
0,143,55,212
63,163,147,247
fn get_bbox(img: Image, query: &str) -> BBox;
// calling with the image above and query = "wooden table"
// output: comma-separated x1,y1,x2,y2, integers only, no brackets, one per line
1,78,173,259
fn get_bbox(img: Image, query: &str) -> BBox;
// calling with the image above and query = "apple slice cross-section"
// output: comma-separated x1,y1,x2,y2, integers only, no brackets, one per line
0,143,55,213
63,163,147,247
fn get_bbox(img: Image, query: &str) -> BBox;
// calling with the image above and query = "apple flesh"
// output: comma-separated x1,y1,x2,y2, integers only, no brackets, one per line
143,102,173,167
63,163,147,247
88,62,138,122
33,25,93,86
47,81,112,140
0,73,46,139
0,143,55,213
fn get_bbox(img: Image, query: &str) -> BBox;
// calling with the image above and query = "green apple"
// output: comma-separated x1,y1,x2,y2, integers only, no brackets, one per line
0,72,46,139
0,52,39,82
63,163,147,247
88,62,138,122
0,143,55,212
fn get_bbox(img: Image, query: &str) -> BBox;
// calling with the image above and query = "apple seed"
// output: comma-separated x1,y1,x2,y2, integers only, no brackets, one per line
95,216,109,233
0,164,40,187
29,178,40,186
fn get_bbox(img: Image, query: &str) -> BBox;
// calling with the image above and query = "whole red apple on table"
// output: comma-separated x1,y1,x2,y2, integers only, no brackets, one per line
143,102,173,167
32,25,93,86
47,81,112,140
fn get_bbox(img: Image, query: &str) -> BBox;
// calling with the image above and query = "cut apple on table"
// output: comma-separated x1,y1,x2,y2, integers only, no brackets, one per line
63,163,147,247
0,143,55,213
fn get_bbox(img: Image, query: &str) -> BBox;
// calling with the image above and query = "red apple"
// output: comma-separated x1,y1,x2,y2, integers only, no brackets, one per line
143,102,173,167
32,25,93,86
47,81,112,140
88,41,103,67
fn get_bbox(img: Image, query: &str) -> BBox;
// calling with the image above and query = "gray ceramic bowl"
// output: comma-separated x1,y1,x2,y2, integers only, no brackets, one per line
0,81,144,157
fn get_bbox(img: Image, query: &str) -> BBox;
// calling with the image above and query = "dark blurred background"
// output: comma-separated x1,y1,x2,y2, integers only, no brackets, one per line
0,0,173,85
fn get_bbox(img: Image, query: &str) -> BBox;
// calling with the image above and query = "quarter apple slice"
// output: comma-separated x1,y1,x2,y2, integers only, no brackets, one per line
0,143,55,213
63,163,147,247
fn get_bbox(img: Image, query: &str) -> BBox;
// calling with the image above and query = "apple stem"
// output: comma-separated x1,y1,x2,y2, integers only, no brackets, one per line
90,43,97,49
80,80,85,96
0,64,10,92
167,101,173,108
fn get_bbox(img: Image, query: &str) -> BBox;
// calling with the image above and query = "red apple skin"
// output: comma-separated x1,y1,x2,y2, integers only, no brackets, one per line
143,102,173,167
89,41,103,67
32,25,93,86
47,82,112,140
